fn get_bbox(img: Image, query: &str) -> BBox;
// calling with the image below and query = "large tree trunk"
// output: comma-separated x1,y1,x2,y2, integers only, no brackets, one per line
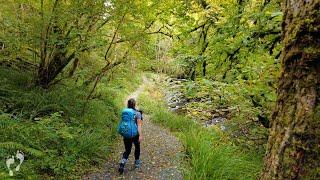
37,50,75,88
261,0,320,179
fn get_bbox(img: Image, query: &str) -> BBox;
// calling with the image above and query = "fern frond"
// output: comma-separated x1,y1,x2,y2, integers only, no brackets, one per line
0,142,44,157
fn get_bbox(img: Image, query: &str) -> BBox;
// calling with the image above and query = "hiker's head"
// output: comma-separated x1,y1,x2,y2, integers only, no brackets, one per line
127,98,136,109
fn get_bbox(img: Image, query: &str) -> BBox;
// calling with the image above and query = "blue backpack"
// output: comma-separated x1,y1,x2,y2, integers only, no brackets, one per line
118,108,138,138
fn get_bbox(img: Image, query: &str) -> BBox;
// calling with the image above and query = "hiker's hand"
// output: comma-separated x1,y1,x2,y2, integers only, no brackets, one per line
139,135,143,142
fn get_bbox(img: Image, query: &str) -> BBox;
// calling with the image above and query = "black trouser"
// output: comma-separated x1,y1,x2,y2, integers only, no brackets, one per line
122,135,140,160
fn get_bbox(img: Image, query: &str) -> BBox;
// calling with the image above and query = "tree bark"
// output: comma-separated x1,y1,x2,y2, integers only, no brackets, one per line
261,0,320,179
202,60,207,77
37,50,75,88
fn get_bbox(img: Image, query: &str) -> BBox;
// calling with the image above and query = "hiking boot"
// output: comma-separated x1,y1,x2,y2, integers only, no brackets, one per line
134,159,141,169
118,159,127,174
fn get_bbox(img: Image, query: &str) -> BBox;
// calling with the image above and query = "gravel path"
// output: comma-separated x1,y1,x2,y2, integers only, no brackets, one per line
84,76,183,180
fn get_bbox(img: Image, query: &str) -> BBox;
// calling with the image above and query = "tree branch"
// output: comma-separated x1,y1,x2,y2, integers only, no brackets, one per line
104,13,126,61
147,26,174,38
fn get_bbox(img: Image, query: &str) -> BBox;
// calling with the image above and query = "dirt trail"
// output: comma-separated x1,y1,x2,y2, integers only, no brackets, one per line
84,76,183,180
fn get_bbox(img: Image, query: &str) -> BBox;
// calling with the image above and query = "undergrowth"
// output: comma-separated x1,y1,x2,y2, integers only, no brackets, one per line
0,67,141,179
181,78,273,153
139,76,263,180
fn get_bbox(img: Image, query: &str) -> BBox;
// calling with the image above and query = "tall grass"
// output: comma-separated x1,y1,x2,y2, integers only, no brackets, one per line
139,84,263,180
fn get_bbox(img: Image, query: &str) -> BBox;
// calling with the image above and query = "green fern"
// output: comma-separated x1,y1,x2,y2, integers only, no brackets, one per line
0,142,44,157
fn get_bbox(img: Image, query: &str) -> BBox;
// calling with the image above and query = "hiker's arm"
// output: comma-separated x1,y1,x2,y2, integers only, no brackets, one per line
137,119,143,142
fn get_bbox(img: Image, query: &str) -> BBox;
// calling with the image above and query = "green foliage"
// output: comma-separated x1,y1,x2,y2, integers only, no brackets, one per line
138,0,282,155
183,128,262,180
177,77,273,153
139,83,263,179
0,0,107,61
0,67,140,178
0,0,157,87
166,0,282,81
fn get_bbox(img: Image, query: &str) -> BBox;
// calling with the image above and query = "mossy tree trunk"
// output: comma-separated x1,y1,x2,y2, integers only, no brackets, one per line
37,49,75,88
36,23,75,88
261,0,320,179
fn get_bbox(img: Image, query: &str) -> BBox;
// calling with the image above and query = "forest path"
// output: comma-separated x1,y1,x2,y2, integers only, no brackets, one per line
84,75,183,180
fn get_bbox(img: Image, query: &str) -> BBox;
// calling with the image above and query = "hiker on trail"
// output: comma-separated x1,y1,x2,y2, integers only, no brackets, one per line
117,98,143,174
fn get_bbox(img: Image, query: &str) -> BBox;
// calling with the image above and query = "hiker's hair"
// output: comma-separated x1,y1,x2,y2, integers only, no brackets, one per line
127,98,136,109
